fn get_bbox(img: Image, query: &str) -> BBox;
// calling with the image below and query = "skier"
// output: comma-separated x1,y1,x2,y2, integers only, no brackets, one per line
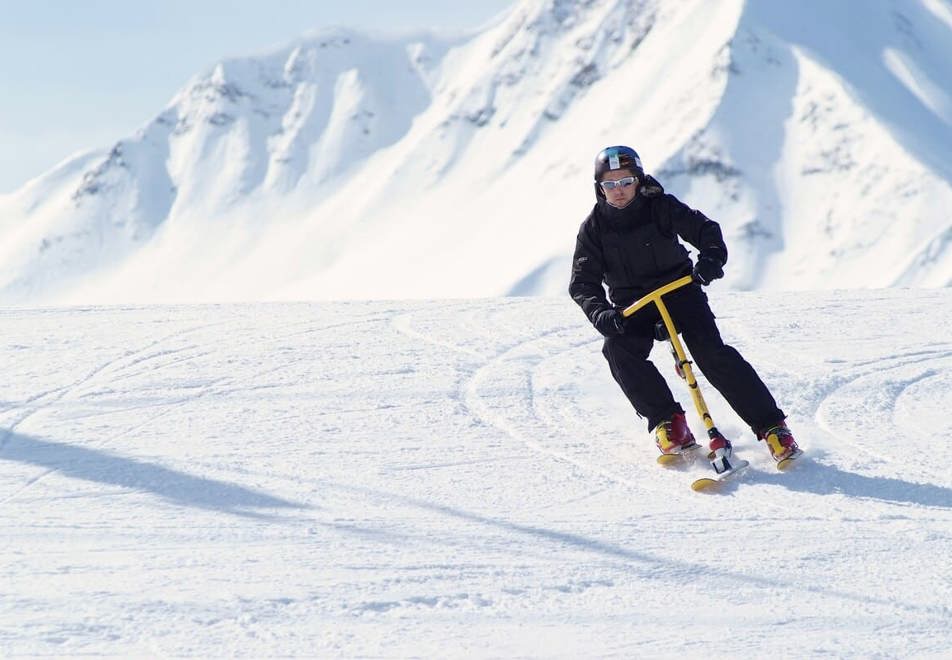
568,145,800,467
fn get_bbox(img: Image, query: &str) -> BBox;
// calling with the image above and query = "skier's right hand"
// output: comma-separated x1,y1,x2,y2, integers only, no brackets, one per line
594,309,626,337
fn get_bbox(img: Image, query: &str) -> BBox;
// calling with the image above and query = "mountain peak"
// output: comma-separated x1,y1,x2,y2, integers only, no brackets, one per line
1,0,949,304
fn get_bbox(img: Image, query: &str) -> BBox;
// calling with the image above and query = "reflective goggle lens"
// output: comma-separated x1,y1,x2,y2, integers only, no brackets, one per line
600,176,636,191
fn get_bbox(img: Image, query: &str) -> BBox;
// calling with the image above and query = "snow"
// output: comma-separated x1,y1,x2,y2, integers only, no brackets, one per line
2,288,951,656
2,0,950,654
1,0,950,305
883,47,952,123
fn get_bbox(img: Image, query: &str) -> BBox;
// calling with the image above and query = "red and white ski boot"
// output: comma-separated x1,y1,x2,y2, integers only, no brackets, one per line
654,412,699,465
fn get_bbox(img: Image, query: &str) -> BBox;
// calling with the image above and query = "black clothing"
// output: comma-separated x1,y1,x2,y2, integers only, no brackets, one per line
568,177,783,432
602,285,783,431
569,176,727,324
594,308,626,337
693,255,725,285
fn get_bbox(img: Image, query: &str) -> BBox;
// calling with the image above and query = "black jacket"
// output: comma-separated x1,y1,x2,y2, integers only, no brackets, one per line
569,176,727,325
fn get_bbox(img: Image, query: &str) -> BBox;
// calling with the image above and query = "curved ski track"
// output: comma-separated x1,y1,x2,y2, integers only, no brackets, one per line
394,304,646,492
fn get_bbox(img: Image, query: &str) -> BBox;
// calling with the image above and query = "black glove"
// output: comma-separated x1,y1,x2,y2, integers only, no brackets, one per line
693,256,724,286
594,309,626,336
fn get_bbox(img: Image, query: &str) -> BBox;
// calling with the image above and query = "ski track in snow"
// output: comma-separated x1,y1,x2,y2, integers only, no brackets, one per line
0,321,236,503
1,291,951,657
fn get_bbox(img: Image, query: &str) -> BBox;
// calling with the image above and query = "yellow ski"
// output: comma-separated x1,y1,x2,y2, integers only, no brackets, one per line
690,459,749,492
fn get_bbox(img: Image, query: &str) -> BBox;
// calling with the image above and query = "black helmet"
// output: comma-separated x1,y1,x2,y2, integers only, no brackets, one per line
594,146,644,201
594,145,644,181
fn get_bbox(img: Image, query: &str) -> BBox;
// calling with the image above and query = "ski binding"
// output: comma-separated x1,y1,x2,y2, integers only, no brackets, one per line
656,442,701,466
691,459,750,492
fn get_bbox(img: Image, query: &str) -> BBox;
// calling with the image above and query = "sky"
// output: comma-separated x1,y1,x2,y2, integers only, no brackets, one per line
0,0,516,193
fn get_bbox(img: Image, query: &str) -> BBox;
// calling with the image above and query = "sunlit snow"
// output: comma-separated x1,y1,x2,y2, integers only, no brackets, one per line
2,289,951,655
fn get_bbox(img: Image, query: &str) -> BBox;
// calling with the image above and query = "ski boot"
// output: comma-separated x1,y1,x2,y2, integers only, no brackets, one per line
758,421,801,463
655,412,698,454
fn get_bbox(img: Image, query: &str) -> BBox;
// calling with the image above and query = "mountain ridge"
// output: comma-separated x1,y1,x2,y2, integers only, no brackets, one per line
1,0,949,304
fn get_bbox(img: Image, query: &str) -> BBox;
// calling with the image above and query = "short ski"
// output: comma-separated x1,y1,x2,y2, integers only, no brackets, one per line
690,459,750,492
656,443,701,466
776,448,804,471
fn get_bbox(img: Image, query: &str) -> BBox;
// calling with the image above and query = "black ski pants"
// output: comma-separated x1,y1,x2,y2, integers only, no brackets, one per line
602,284,784,434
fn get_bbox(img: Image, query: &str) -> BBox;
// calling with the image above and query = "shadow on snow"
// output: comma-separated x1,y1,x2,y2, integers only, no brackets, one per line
0,430,306,519
752,458,952,509
320,480,944,617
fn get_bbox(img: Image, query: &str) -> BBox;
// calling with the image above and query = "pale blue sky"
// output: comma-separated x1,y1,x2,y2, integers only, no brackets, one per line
0,0,515,193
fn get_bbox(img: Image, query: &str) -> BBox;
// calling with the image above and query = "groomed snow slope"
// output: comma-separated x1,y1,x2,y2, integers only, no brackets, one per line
2,289,951,656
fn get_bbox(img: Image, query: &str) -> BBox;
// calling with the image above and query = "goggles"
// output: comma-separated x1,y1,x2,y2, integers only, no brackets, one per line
599,176,636,191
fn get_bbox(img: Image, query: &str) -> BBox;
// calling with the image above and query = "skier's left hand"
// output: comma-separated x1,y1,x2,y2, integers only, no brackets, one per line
693,256,724,286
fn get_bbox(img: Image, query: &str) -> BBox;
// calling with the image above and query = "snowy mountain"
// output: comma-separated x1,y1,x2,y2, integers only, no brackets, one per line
3,290,951,654
1,0,951,304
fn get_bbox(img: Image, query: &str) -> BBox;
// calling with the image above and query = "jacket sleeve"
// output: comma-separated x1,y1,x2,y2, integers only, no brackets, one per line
662,194,728,265
568,215,611,325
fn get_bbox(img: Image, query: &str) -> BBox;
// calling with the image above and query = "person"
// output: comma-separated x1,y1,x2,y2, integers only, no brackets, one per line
568,145,799,471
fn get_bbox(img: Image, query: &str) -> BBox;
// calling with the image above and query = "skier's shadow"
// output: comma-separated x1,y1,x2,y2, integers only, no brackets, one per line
0,430,306,519
751,457,952,508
